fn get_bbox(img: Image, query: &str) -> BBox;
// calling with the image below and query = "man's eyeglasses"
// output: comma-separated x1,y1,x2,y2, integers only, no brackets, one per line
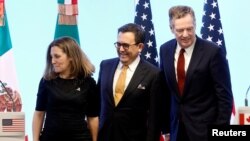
114,42,138,50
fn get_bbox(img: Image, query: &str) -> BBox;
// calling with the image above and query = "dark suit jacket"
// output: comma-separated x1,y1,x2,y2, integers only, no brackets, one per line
97,58,163,141
159,36,233,141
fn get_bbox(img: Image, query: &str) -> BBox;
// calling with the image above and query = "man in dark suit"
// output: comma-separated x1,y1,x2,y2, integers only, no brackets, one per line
159,5,233,141
97,23,164,141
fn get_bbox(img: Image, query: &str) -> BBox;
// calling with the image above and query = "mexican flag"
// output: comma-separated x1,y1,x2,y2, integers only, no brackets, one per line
54,0,80,44
0,0,22,112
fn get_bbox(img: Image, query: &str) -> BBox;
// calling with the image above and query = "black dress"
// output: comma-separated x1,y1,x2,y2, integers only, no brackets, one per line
35,76,100,141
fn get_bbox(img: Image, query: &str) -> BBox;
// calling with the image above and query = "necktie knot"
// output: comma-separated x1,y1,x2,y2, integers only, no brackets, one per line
180,48,185,55
122,65,129,71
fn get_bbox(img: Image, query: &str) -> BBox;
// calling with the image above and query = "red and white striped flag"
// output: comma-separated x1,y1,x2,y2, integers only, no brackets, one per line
2,118,25,132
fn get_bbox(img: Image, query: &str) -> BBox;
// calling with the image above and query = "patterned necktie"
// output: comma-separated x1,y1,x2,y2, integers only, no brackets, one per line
114,65,128,106
177,49,185,95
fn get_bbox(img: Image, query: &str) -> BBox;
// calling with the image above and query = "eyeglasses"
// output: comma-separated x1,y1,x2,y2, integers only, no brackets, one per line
114,42,138,50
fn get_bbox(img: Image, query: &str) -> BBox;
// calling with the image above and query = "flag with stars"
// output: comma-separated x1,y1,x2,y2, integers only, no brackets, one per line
201,0,226,55
200,0,235,124
54,0,80,44
134,0,158,66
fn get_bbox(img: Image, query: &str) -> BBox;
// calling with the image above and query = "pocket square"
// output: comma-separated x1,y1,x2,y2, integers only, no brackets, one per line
76,87,81,91
137,84,146,90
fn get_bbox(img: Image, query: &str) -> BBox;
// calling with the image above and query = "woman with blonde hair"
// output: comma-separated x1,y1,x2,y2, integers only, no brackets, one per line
32,36,100,141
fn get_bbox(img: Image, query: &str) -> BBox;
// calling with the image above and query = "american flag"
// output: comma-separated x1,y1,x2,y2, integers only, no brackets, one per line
2,118,24,132
134,0,159,67
201,0,235,124
201,0,227,55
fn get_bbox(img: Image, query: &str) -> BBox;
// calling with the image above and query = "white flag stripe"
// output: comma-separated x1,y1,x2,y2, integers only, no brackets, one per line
64,0,72,4
0,50,19,91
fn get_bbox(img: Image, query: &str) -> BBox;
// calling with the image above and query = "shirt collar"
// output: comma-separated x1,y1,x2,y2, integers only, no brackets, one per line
177,37,196,55
118,56,140,72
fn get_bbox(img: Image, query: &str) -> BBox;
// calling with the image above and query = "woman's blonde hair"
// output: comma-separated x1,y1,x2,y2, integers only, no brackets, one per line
43,36,95,80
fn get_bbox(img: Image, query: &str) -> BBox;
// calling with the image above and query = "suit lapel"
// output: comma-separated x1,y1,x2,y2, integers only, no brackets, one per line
169,45,179,94
184,37,205,95
165,41,181,98
119,59,147,102
107,59,119,106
